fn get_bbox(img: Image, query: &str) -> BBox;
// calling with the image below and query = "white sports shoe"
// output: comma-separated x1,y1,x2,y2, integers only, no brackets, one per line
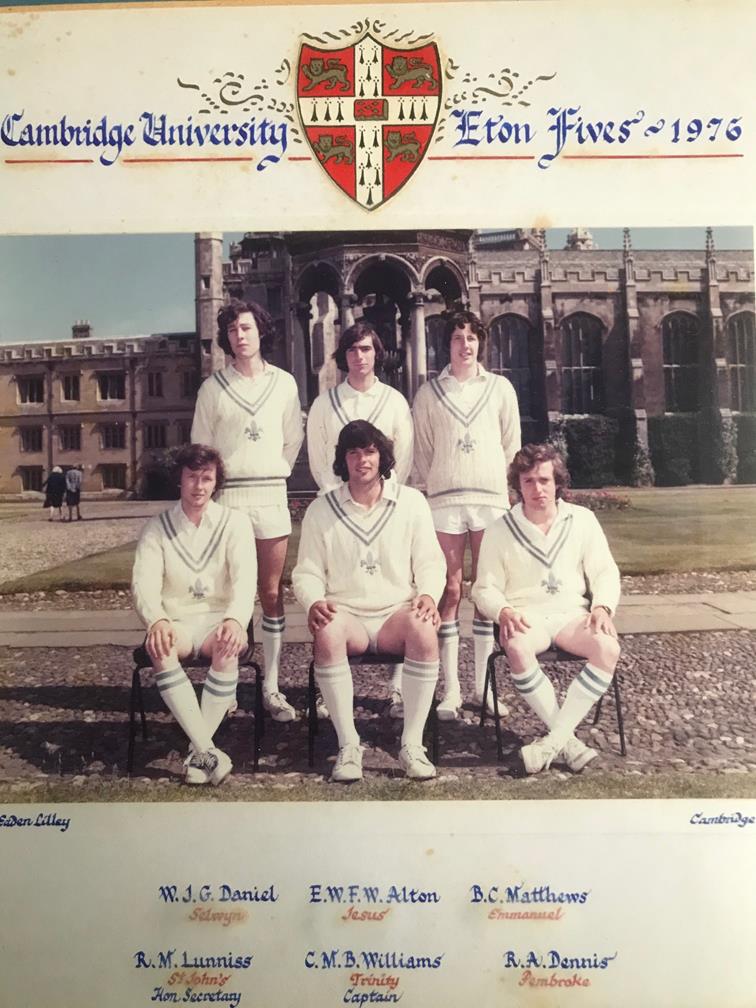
520,737,560,775
388,688,404,720
473,690,510,718
263,690,297,722
560,735,598,773
184,747,232,786
331,743,364,783
398,744,437,781
436,688,462,722
315,693,330,720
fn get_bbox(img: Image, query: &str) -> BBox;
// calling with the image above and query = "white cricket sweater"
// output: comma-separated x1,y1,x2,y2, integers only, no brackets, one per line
132,500,257,631
306,377,413,493
191,363,304,508
411,364,521,511
471,500,621,620
292,480,446,619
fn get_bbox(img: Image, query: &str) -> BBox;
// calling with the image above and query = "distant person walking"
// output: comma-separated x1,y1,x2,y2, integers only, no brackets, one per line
65,464,83,522
42,466,66,521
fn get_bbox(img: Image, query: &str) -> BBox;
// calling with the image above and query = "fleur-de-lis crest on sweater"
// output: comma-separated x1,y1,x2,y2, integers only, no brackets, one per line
458,431,477,454
541,569,562,595
360,550,380,576
244,420,263,441
189,578,210,600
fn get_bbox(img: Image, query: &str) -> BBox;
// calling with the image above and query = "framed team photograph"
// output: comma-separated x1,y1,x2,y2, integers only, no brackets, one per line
1,1,755,1005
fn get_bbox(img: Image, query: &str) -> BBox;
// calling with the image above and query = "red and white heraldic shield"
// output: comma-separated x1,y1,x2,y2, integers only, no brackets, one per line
296,33,441,210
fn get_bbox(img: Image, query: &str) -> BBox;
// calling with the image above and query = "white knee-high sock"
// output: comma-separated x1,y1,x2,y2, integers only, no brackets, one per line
472,619,495,696
155,666,213,754
438,620,460,695
401,658,440,748
511,664,559,731
549,663,613,745
314,661,359,748
261,615,285,692
200,664,239,737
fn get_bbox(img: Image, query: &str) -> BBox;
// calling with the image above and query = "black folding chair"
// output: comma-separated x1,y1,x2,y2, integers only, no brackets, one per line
127,620,264,774
307,653,439,769
480,628,627,762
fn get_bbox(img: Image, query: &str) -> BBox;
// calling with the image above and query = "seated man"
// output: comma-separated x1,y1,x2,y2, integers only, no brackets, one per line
471,443,620,773
293,420,445,783
132,444,257,785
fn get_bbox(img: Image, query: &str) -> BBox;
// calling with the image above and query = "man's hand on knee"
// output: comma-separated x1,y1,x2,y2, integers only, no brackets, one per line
308,600,338,636
215,618,246,658
585,606,617,639
410,594,440,628
498,607,531,644
146,619,176,662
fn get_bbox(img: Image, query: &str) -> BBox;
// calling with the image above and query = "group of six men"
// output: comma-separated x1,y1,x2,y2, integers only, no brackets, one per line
132,299,621,786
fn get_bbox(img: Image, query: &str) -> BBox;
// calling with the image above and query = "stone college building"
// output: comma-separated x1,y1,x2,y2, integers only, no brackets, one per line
0,228,753,496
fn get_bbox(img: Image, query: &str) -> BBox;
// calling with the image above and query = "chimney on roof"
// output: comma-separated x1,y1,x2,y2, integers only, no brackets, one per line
71,320,92,340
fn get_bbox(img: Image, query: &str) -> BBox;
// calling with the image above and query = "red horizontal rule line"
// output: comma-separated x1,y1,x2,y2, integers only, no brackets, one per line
5,158,94,164
429,155,535,161
428,153,744,161
122,157,255,164
562,153,744,160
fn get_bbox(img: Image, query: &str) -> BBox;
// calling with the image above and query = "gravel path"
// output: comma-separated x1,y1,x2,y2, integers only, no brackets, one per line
1,632,754,786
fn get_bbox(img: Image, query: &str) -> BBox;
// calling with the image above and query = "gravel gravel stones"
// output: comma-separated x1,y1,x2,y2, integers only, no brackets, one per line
1,632,754,787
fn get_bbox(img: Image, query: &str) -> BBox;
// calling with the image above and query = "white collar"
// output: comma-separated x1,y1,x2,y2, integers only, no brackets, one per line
340,376,381,398
438,363,486,383
174,497,221,532
338,474,399,507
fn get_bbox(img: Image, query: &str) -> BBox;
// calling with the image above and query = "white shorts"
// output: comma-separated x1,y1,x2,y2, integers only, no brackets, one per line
520,609,588,648
235,503,291,539
433,502,506,535
173,611,224,659
348,603,408,652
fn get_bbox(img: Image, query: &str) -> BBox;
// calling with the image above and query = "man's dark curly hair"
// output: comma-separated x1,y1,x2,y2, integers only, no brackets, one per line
508,442,570,500
332,420,396,483
175,443,226,495
332,320,386,373
217,298,277,359
442,306,487,360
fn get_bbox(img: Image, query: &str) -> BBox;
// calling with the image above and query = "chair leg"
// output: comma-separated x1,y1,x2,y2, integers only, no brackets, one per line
308,661,317,768
127,668,139,775
254,663,266,748
480,655,505,762
252,663,263,773
423,696,439,766
614,673,627,757
593,696,603,726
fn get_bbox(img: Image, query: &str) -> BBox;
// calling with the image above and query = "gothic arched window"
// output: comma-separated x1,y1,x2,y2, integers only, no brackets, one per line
560,312,604,414
663,312,700,413
727,312,756,412
489,313,535,418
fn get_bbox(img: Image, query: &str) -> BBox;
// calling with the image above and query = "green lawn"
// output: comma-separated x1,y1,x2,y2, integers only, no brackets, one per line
2,769,755,803
2,486,755,593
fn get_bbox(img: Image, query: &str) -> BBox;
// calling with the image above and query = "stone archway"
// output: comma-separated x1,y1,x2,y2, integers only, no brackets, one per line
350,256,416,396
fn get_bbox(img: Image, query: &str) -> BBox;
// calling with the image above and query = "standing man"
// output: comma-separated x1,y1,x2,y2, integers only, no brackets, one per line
192,298,304,722
306,320,413,716
293,420,445,783
412,308,521,721
471,443,621,773
65,463,83,522
307,320,413,493
132,444,257,785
